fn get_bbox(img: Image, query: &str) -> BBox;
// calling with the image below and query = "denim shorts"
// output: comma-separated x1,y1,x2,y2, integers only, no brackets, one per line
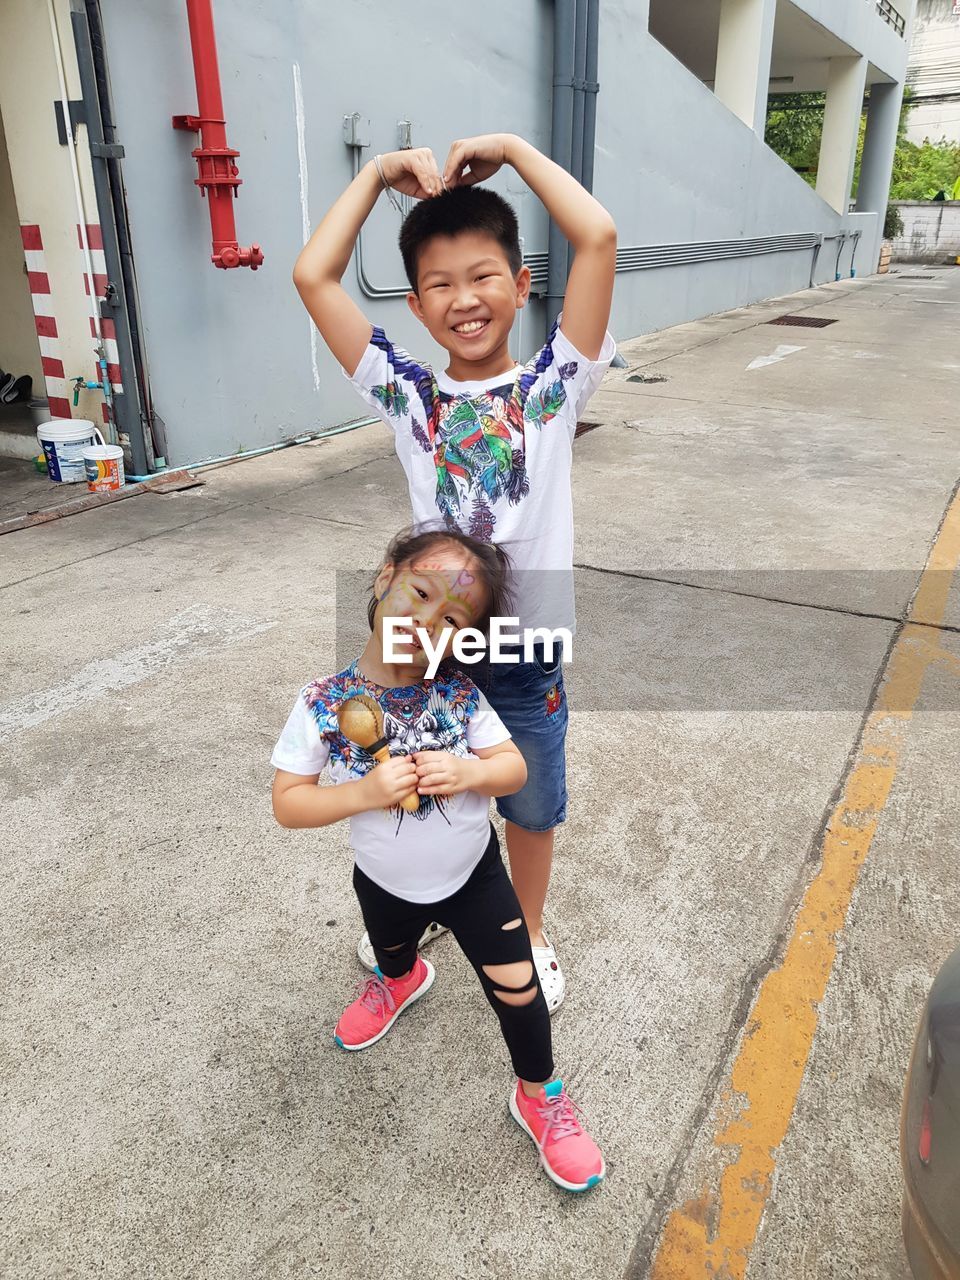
468,643,569,832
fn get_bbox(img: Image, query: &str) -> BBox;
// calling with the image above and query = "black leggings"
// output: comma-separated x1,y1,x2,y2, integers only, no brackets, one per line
352,825,554,1083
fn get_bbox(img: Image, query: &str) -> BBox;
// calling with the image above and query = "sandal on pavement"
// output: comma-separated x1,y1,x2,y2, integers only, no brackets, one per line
532,934,565,1014
357,921,448,972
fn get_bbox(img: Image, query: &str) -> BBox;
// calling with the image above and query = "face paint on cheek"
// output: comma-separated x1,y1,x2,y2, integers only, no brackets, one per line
377,580,418,629
450,578,489,622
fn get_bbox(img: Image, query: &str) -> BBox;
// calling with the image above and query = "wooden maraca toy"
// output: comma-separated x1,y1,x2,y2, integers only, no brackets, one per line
336,694,420,813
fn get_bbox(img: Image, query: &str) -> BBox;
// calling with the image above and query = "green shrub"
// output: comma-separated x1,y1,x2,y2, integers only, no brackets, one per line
889,137,960,200
883,204,904,240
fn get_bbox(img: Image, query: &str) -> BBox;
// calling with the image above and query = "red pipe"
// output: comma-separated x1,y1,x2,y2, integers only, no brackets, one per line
172,0,263,269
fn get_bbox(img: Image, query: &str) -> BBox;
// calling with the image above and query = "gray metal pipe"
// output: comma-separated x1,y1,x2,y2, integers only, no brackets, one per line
83,0,166,463
580,0,600,195
570,0,588,188
70,2,151,476
546,0,577,331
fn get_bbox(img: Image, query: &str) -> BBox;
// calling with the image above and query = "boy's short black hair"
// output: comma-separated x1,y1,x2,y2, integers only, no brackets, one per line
399,186,523,292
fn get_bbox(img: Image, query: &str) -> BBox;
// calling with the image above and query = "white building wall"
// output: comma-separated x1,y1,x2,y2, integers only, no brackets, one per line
905,0,960,144
0,113,43,389
791,0,912,80
0,0,105,423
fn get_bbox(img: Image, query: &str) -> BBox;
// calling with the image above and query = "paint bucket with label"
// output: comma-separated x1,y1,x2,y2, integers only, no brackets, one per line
83,443,125,492
37,419,103,484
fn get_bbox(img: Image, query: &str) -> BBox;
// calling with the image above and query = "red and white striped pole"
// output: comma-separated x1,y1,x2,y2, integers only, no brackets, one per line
21,224,72,420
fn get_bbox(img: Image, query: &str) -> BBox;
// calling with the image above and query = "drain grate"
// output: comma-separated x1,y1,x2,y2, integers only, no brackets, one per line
767,314,837,328
574,421,600,440
895,274,935,280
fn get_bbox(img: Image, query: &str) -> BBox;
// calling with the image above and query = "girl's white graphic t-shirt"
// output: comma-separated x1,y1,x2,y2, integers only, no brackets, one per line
344,321,615,634
271,660,511,903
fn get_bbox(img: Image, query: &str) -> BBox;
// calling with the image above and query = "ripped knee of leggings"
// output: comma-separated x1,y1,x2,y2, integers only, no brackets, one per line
482,960,538,1007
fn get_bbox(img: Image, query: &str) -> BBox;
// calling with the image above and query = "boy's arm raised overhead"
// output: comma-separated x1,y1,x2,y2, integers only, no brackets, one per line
442,134,616,361
293,148,444,376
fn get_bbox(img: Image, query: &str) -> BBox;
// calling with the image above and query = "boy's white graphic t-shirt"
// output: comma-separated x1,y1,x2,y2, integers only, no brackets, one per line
271,660,511,903
344,321,616,633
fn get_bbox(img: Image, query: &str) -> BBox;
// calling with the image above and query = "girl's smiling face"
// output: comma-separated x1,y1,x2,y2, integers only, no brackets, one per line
373,542,490,671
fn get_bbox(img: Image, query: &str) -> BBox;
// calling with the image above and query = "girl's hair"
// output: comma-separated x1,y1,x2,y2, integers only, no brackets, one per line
367,524,511,631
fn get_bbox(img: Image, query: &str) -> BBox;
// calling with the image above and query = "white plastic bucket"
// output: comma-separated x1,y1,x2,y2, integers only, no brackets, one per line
83,444,125,493
37,419,104,484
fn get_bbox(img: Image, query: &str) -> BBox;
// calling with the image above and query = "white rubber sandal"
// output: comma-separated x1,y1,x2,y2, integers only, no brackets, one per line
531,934,565,1014
357,921,449,972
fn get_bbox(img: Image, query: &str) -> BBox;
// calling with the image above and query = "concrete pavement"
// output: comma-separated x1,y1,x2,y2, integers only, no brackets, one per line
3,267,960,1279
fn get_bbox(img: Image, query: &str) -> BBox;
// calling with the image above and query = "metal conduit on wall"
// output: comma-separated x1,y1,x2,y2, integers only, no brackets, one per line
525,233,823,291
82,0,166,464
579,0,600,196
70,1,152,476
546,0,599,331
546,0,576,328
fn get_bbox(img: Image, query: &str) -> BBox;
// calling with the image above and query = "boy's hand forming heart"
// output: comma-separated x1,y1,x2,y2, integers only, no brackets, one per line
442,134,514,188
378,148,445,200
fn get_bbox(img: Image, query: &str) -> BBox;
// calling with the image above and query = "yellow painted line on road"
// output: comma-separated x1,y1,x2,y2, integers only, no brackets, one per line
649,489,960,1280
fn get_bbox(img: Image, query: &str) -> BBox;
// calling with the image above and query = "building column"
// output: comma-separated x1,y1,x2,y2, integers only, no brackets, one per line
816,55,867,213
856,80,902,216
714,0,777,135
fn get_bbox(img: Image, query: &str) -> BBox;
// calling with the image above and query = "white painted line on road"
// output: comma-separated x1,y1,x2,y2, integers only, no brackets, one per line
746,345,805,371
0,606,276,741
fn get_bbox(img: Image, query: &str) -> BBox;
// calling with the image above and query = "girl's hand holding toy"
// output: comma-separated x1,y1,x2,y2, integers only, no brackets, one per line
337,694,420,813
361,754,421,811
413,750,475,797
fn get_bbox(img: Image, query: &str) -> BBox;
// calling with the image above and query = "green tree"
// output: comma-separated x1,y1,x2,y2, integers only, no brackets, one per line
765,93,824,186
764,87,957,203
889,137,960,199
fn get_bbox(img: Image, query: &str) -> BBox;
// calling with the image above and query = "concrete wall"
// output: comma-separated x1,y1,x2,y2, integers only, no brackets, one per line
790,0,913,81
97,0,553,466
891,199,960,259
905,0,960,144
95,0,900,466
598,4,879,341
650,0,914,90
0,0,105,422
0,113,43,389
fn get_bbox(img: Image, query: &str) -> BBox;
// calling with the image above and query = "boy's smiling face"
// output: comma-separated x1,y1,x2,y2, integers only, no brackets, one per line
406,230,531,381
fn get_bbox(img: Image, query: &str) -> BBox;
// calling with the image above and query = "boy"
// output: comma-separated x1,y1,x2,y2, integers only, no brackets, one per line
293,133,616,1010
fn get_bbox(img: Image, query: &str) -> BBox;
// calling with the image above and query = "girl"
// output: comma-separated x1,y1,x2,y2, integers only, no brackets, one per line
270,526,604,1192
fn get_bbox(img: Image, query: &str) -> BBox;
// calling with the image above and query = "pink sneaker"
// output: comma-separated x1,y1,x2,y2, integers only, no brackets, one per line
334,958,434,1051
510,1079,605,1192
